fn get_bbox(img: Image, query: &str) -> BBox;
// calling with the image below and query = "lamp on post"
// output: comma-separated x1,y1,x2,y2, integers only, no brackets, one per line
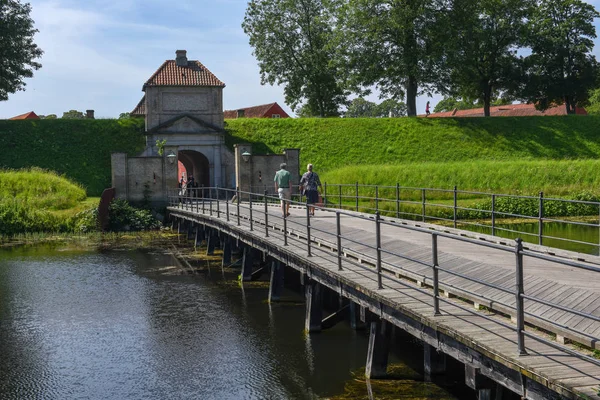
242,151,251,163
166,151,177,165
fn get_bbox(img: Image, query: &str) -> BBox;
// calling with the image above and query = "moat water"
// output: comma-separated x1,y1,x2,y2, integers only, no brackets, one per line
0,244,475,399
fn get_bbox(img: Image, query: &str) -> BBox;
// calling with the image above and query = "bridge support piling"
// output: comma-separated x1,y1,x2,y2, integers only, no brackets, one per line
423,343,446,381
268,260,284,302
194,227,200,250
221,236,232,268
206,230,216,255
465,365,495,400
241,246,254,281
349,301,366,330
365,318,391,379
305,280,323,332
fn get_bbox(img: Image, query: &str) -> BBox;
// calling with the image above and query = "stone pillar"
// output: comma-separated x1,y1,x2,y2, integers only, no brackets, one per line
365,319,391,379
213,144,222,187
424,343,446,381
305,280,323,332
234,143,253,194
269,260,284,302
241,246,254,281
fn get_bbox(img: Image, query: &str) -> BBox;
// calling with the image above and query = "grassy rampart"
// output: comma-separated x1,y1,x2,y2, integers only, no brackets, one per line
0,119,145,196
225,116,600,195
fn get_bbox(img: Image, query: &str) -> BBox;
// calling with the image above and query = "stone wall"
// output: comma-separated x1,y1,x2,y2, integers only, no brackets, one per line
111,152,178,206
234,144,301,197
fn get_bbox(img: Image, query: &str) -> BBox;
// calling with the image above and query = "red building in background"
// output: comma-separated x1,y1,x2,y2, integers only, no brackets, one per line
9,111,40,120
224,102,290,119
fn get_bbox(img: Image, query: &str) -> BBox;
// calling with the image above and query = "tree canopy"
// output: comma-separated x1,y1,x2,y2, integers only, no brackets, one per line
521,0,599,113
242,0,347,117
335,0,447,116
62,110,85,119
0,0,43,101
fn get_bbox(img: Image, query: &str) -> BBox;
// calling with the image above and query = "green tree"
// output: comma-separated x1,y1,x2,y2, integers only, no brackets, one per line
44,114,57,119
374,98,407,117
521,0,599,114
61,110,85,119
335,0,449,116
242,0,347,117
345,98,377,117
0,0,43,101
118,112,131,119
445,0,532,117
586,88,600,115
433,96,511,113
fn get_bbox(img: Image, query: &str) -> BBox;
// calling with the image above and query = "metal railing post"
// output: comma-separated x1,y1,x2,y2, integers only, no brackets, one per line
236,187,240,226
491,194,496,236
421,188,426,222
538,191,544,246
453,185,457,229
355,182,359,212
216,186,220,218
339,184,342,209
264,190,269,237
249,193,253,231
226,192,230,222
432,234,441,316
515,238,527,355
306,204,312,257
396,183,400,219
336,211,342,271
324,182,327,207
375,186,379,213
209,190,213,216
283,211,288,246
202,190,205,214
376,211,382,289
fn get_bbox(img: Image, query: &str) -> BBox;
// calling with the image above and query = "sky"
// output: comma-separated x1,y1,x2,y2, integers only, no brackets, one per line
1,0,600,119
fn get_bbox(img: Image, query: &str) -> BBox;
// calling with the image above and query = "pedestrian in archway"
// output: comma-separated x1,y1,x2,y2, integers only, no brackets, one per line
274,163,291,217
300,164,322,216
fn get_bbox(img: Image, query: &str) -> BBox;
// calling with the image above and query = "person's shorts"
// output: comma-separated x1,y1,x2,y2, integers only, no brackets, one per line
305,190,319,204
278,188,291,201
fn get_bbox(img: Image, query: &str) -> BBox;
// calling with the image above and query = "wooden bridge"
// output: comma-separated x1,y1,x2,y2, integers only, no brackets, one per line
168,189,600,400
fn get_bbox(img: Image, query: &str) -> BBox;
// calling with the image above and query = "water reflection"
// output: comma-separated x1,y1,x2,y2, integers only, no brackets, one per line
0,245,462,399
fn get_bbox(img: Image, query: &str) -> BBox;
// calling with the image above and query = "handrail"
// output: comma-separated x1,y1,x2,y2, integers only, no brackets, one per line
167,186,600,363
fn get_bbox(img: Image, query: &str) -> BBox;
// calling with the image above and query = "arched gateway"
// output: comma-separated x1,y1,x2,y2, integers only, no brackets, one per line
111,50,300,206
111,50,235,206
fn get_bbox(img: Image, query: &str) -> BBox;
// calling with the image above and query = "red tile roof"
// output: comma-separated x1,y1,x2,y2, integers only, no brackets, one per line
9,111,40,120
131,96,145,116
143,60,225,89
424,103,587,118
224,103,289,119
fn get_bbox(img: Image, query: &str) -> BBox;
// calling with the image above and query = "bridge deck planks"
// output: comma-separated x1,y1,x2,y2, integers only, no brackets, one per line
170,202,600,399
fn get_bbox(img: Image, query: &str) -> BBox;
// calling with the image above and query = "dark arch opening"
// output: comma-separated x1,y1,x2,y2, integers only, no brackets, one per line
178,150,210,188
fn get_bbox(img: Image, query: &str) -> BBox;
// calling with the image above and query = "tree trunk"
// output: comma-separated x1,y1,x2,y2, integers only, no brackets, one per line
483,84,492,117
406,76,418,117
564,96,576,115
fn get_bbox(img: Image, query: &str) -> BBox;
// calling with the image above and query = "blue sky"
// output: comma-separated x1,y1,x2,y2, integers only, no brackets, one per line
1,0,600,119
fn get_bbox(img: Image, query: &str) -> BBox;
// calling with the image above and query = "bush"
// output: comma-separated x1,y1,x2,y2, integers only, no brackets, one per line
107,199,161,231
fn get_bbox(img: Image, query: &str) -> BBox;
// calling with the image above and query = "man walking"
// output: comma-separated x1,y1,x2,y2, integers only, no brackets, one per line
274,163,292,217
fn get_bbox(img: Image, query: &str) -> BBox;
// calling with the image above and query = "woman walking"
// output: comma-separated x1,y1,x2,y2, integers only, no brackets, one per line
300,164,322,216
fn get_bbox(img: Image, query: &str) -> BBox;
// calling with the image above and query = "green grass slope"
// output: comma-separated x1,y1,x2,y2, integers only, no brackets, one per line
0,167,86,209
225,116,600,195
225,116,600,169
0,119,145,196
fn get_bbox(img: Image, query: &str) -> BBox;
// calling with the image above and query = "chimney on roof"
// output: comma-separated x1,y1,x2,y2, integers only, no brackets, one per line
237,109,245,118
176,50,188,67
86,110,95,119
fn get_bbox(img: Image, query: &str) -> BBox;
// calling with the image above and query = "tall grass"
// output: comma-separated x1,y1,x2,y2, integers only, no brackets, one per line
320,160,600,198
0,167,86,209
